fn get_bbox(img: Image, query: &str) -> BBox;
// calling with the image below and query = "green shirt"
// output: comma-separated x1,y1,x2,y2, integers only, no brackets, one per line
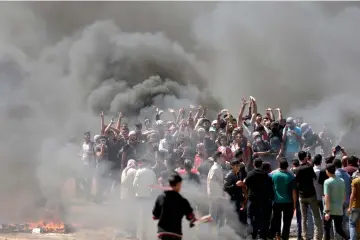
271,170,295,203
324,176,345,216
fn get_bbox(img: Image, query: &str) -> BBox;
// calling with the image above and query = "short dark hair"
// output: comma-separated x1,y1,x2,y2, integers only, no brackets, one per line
333,159,342,169
292,159,300,167
255,125,265,132
279,158,289,170
298,151,307,161
349,155,359,166
234,149,243,158
84,131,90,136
325,155,335,164
254,158,263,168
326,163,336,175
169,172,183,187
262,162,271,172
230,159,240,166
313,154,322,166
184,159,193,171
213,152,222,162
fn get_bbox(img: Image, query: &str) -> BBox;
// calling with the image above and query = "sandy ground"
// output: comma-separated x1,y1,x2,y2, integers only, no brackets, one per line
0,180,303,240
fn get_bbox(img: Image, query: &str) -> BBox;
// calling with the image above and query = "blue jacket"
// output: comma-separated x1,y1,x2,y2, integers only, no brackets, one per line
335,168,351,206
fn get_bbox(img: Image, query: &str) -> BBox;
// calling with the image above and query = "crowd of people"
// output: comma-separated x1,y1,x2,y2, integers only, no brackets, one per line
76,96,360,240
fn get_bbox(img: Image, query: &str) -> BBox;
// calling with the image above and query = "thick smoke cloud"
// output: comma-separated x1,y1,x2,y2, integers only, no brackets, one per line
0,0,360,228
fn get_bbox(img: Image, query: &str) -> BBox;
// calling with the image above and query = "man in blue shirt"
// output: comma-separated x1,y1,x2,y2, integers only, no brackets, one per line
282,117,302,164
334,159,351,236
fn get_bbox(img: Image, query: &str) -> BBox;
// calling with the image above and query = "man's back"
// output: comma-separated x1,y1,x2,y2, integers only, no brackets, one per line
272,170,295,203
295,163,316,198
324,176,345,216
133,167,157,198
246,168,273,202
351,177,360,209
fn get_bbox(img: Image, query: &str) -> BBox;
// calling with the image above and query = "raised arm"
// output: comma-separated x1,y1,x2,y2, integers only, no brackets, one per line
115,112,123,131
100,111,105,135
237,97,248,126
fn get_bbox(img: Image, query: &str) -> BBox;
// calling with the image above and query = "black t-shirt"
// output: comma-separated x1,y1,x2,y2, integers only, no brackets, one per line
152,191,194,236
318,168,328,185
294,163,317,198
245,168,273,202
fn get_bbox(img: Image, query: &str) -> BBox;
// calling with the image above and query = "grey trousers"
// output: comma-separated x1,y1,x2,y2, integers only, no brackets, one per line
299,195,323,240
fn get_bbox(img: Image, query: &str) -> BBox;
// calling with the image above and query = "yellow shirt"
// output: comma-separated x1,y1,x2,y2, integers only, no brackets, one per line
351,177,360,208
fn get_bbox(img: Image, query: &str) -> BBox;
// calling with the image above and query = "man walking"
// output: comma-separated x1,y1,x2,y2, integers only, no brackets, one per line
294,151,323,240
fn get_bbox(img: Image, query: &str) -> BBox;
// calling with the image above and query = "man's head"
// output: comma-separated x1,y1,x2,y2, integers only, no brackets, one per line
286,117,295,129
252,131,262,144
230,159,241,173
196,143,205,155
253,158,263,169
234,149,243,160
348,155,359,167
84,131,91,142
263,117,271,128
292,159,300,168
326,163,336,177
121,125,130,139
184,159,193,172
325,155,335,164
255,113,262,124
333,159,342,169
279,158,289,170
262,161,271,173
313,154,322,166
197,127,206,140
99,136,107,145
169,172,183,192
202,119,211,132
128,131,137,145
255,125,266,136
298,150,307,163
213,151,222,163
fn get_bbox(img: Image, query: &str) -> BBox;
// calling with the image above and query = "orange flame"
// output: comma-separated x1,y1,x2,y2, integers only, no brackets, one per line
26,221,65,233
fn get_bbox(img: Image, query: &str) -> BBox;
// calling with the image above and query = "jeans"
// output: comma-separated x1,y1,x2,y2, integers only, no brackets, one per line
349,208,360,240
247,200,271,239
270,202,294,240
296,198,315,239
299,195,323,240
324,215,349,240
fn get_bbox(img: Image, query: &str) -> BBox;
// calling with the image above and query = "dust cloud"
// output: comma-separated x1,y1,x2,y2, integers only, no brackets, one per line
0,1,359,234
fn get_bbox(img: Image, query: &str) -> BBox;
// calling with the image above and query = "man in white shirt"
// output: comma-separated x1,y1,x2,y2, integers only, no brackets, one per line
133,158,157,240
207,152,225,231
313,154,324,212
79,132,95,199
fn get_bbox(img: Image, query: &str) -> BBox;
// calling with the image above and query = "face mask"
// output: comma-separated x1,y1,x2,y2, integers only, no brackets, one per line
255,137,262,143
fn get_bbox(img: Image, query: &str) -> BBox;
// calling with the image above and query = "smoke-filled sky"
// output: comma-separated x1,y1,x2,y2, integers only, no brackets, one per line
1,1,360,222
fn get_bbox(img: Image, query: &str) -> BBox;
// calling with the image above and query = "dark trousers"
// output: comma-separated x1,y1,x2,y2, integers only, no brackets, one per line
270,202,294,240
248,200,271,239
324,215,349,240
227,200,247,238
158,236,181,240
